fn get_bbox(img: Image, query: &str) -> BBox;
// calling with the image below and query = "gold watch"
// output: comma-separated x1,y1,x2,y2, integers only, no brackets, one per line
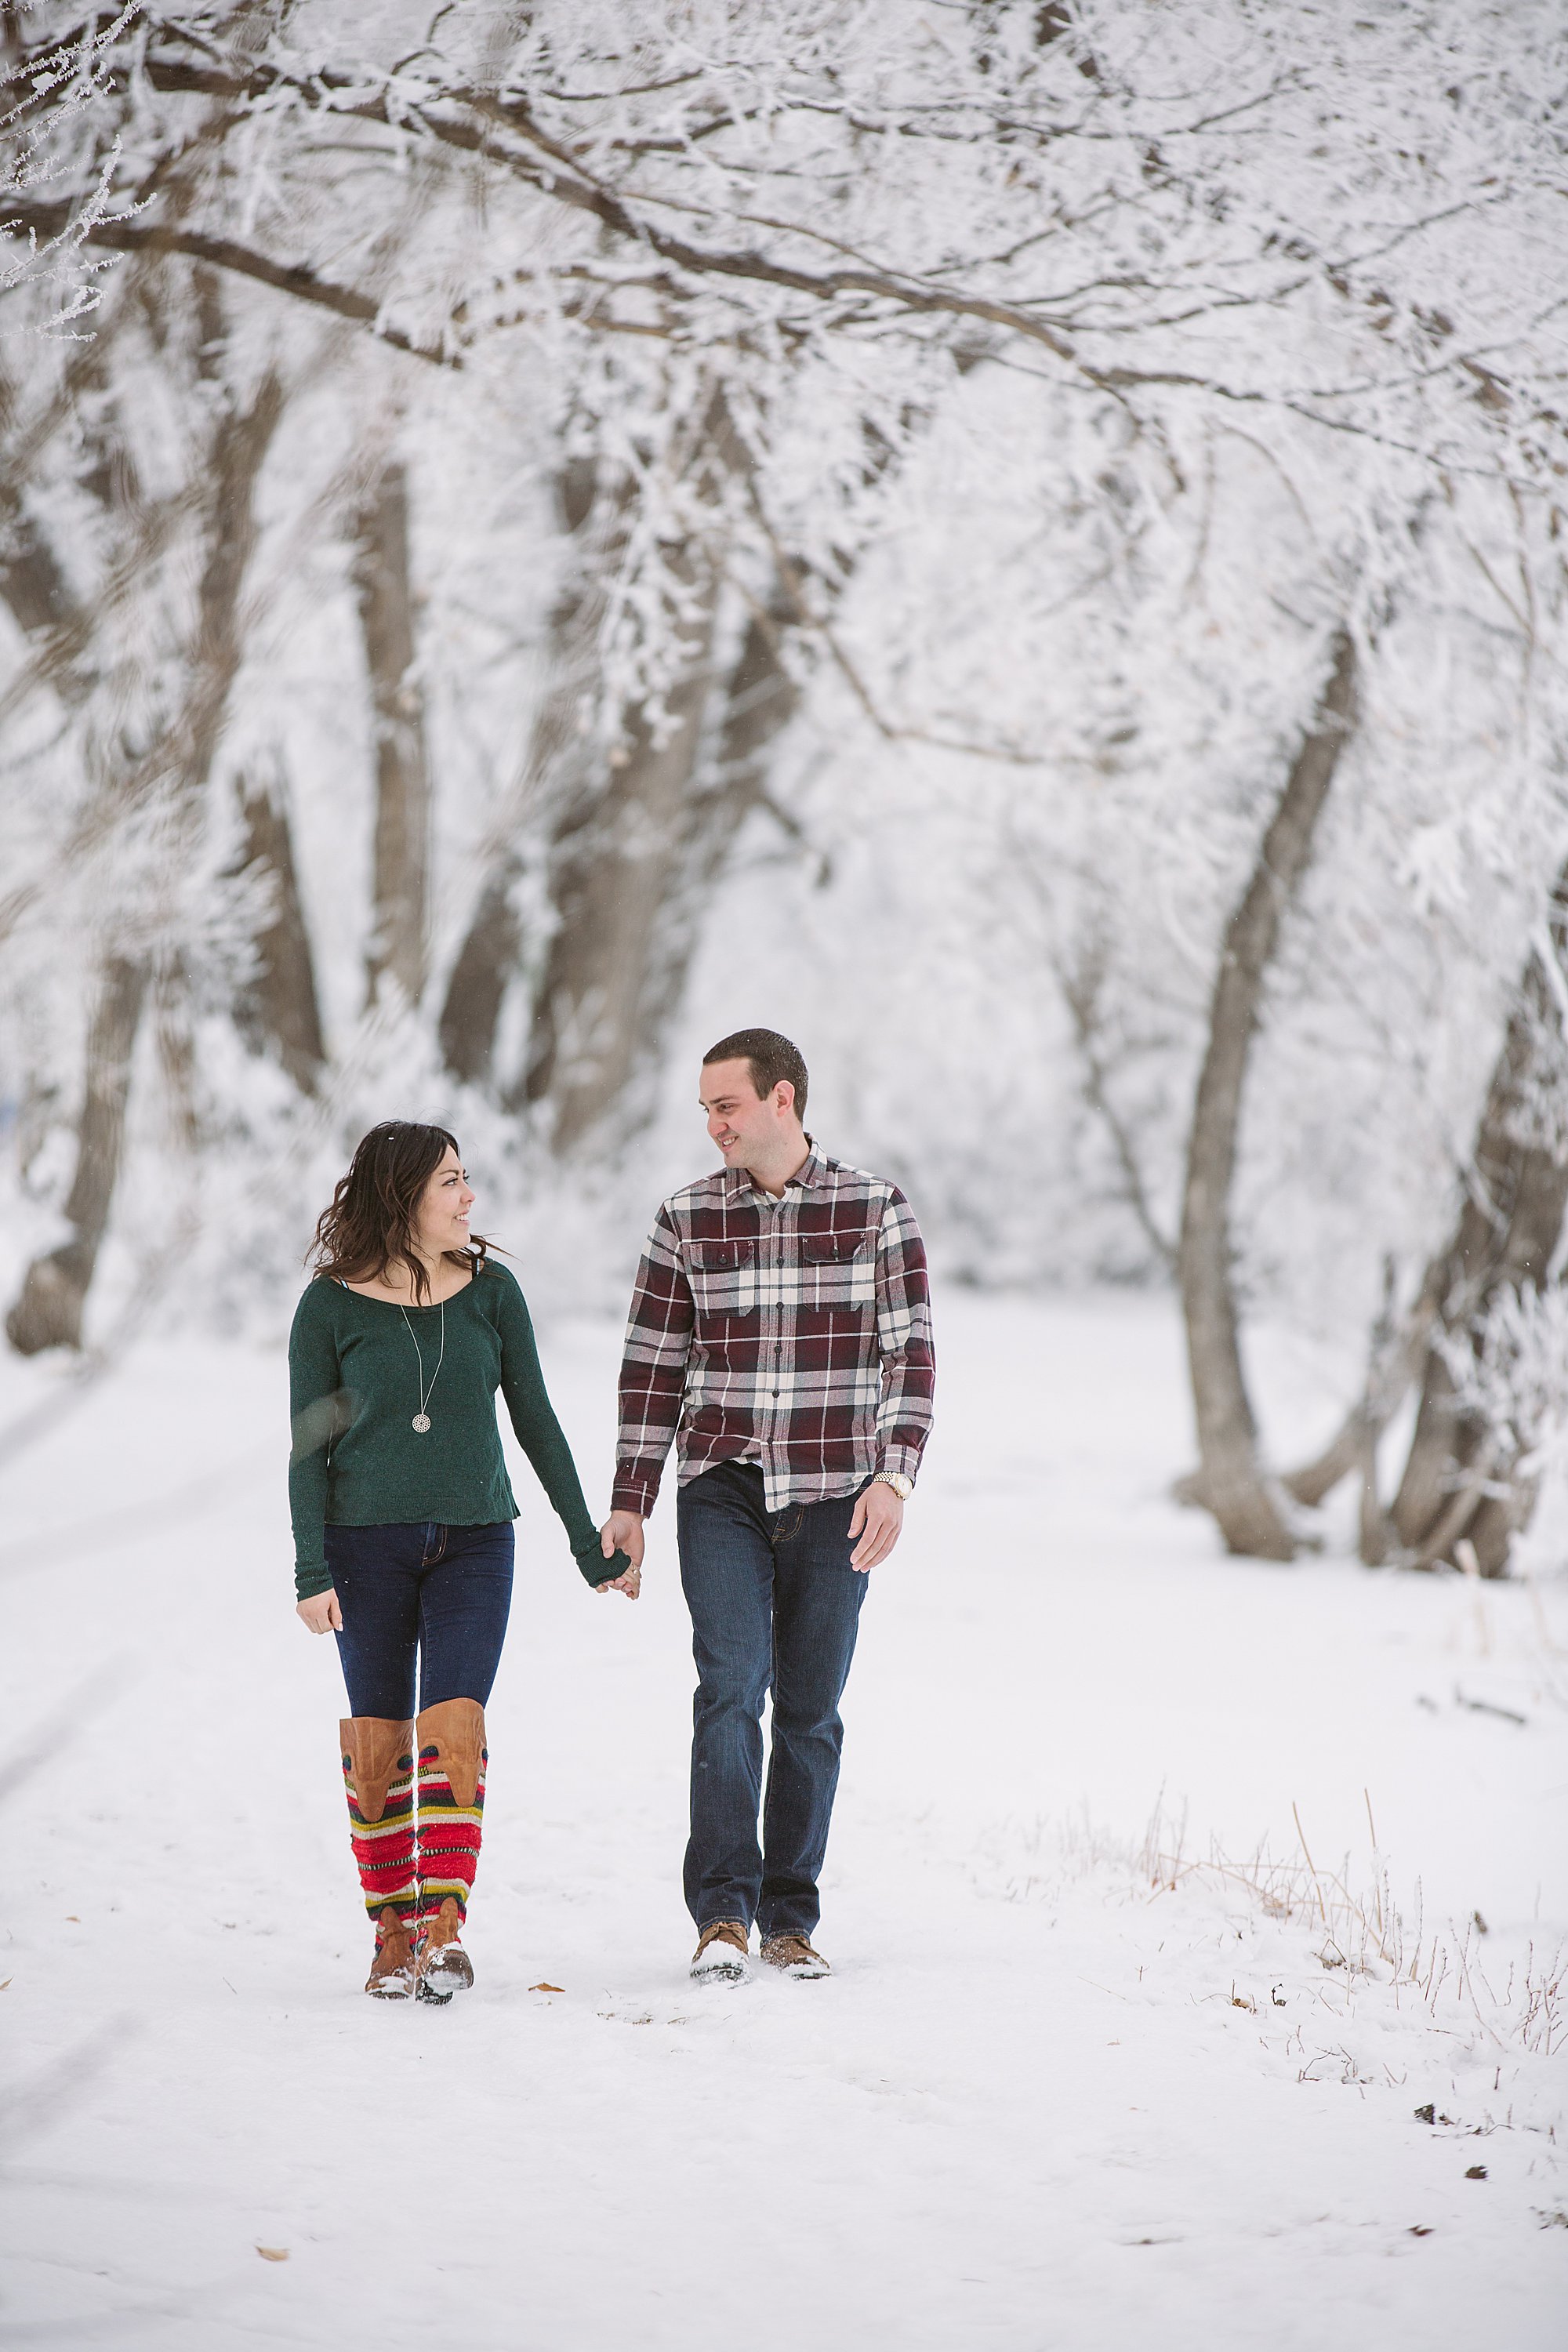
873,1470,913,1500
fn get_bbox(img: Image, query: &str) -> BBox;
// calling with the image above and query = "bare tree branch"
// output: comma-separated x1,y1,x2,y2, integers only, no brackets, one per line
1,201,459,365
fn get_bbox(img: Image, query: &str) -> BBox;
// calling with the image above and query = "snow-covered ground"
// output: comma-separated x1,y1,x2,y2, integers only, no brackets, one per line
2,1291,1565,2350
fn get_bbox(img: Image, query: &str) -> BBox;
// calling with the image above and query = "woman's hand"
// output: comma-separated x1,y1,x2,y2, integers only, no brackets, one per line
296,1588,343,1634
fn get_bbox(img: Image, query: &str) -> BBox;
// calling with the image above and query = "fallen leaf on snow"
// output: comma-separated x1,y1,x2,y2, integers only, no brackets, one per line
256,2245,289,2262
1465,2165,1488,2180
1408,2226,1434,2238
529,1982,564,1994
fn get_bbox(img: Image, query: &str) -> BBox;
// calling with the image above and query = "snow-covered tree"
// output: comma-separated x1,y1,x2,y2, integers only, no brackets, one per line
2,2,1565,1566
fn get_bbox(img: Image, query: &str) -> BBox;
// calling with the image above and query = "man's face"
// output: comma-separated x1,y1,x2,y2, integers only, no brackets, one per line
699,1058,794,1169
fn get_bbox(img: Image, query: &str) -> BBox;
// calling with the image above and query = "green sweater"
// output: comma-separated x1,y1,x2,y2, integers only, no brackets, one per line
287,1263,626,1599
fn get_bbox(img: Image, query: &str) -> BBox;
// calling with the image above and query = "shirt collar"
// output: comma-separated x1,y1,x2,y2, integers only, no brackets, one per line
728,1135,826,1199
793,1138,826,1189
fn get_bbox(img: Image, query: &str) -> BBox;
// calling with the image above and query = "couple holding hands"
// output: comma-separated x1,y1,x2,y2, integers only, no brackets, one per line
289,1029,936,2002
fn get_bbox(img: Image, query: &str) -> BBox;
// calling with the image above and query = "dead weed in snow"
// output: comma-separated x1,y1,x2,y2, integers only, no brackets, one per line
968,1794,1566,2071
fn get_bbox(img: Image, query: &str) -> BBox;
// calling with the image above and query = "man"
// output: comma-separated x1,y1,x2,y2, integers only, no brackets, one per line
601,1028,935,1981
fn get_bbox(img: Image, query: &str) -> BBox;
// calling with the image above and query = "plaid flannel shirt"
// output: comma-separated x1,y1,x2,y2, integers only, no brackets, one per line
613,1141,935,1516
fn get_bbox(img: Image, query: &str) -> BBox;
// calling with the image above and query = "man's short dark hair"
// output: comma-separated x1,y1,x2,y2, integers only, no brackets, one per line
702,1027,808,1121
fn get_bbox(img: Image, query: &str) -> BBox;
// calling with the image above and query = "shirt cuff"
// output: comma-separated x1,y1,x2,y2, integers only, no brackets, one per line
294,1559,334,1600
876,1443,923,1488
611,1462,660,1517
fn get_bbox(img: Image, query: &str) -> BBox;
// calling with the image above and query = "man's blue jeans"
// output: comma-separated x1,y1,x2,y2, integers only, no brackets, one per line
677,1461,870,1940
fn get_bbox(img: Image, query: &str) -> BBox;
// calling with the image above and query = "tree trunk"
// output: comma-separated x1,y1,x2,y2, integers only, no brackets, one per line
440,412,862,1139
0,358,101,711
602,581,804,1105
230,763,326,1091
176,365,284,789
5,956,150,1354
460,554,800,1152
1178,629,1358,1559
1281,1252,1440,1517
437,457,619,1083
5,344,283,1352
701,590,802,866
519,528,728,1149
1388,862,1568,1573
439,859,524,1085
512,386,757,1150
526,579,804,1149
354,460,431,1008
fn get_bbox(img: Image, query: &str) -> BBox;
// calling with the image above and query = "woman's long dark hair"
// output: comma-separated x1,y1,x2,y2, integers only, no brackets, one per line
310,1122,496,1303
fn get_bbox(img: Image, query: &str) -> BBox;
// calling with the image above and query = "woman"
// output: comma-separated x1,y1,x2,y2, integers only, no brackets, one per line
290,1120,636,2004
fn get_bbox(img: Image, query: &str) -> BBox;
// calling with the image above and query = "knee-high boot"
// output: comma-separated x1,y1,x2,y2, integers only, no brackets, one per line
339,1716,418,1998
415,1697,486,1996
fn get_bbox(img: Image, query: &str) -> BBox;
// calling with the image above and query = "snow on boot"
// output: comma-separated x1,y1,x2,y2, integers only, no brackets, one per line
341,1716,418,1987
759,1933,832,1978
419,1894,475,1995
691,1919,750,1981
366,1907,417,1999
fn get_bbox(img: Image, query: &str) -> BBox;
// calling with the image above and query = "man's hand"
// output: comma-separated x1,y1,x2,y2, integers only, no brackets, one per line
296,1588,343,1634
597,1509,645,1599
848,1481,903,1571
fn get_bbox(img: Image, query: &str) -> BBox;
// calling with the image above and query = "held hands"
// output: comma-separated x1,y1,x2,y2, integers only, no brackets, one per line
295,1494,884,1623
848,1480,903,1571
590,1488,899,1585
597,1508,644,1599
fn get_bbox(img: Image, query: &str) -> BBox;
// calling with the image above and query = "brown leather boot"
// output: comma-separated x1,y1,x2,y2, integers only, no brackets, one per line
414,1699,487,2005
340,1718,417,1996
760,1933,831,1979
690,1919,750,1981
339,1717,417,1830
365,1906,417,1999
415,1698,486,1811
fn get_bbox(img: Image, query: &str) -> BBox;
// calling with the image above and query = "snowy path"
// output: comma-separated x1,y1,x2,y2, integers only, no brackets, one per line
2,1295,1565,2349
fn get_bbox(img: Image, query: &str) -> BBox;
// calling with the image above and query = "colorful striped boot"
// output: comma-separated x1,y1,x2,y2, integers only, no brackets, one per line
414,1697,486,2002
339,1716,418,1998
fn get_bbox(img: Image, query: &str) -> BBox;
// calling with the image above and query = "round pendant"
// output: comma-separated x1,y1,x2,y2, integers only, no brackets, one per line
412,1413,432,1433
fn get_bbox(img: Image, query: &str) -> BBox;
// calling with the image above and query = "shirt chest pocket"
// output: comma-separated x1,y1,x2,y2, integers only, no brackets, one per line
797,1231,876,1310
685,1240,758,1316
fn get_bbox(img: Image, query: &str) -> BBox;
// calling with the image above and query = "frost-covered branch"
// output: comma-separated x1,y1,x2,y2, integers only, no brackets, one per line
0,203,460,365
0,3,147,337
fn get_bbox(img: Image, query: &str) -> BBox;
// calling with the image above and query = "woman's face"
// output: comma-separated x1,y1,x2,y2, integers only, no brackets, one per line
414,1146,475,1258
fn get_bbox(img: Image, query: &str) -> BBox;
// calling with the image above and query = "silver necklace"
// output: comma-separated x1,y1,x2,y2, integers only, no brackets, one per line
400,1298,445,1433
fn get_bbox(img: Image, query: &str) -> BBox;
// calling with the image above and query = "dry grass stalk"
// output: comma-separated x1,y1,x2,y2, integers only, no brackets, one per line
1138,1796,1564,2058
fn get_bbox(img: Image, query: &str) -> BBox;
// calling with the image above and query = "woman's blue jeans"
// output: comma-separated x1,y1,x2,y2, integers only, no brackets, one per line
676,1461,869,1941
325,1521,514,1719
